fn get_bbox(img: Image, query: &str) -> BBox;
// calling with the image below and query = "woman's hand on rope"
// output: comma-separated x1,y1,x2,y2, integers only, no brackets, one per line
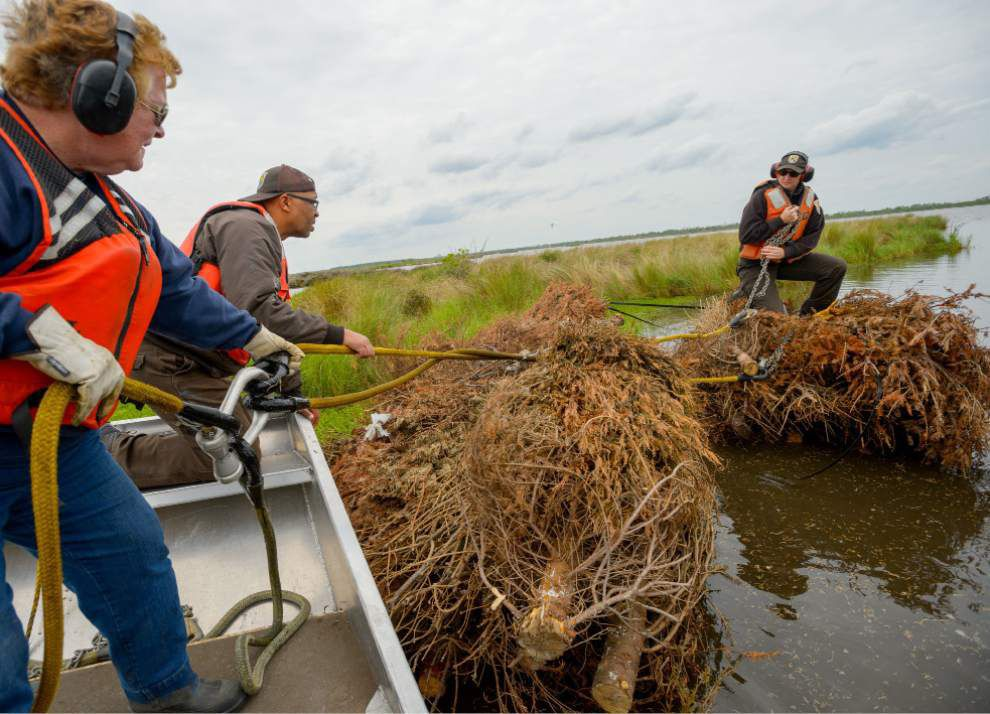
245,326,305,371
13,305,124,424
342,328,375,358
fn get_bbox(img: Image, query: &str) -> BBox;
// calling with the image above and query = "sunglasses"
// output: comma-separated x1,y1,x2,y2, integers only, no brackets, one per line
138,99,168,127
778,169,801,177
286,193,320,209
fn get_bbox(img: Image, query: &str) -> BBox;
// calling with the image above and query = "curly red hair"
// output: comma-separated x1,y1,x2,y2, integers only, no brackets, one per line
1,0,181,109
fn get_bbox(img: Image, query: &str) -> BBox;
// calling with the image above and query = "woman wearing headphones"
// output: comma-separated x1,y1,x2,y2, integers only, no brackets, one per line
0,1,300,711
735,150,847,315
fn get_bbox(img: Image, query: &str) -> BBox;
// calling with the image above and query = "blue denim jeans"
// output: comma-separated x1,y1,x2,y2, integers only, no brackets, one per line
0,427,195,712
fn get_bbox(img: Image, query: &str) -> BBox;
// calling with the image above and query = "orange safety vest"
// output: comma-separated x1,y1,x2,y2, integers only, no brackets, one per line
0,97,163,428
180,202,291,365
739,182,817,260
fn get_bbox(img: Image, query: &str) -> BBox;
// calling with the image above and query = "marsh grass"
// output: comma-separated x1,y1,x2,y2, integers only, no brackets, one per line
113,214,962,443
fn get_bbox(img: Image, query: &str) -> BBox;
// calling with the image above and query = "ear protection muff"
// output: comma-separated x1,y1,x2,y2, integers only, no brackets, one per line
770,157,815,182
70,12,138,135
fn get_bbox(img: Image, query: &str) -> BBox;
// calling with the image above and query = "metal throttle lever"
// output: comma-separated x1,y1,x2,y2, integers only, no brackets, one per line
194,352,292,484
193,365,272,484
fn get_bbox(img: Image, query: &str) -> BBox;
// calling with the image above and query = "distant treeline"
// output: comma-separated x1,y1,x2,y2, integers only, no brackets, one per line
828,195,989,218
290,195,989,287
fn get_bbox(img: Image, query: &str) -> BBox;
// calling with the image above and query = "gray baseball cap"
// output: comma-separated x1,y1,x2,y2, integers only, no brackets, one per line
777,151,809,173
240,164,316,202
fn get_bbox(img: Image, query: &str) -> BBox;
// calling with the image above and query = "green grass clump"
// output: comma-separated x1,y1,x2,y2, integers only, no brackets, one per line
821,215,960,264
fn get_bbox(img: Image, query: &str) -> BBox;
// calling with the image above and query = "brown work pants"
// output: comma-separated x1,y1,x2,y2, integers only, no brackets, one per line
735,252,847,315
107,341,253,490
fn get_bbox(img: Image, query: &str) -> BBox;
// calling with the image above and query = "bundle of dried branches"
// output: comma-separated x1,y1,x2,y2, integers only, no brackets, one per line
333,283,722,711
675,287,990,472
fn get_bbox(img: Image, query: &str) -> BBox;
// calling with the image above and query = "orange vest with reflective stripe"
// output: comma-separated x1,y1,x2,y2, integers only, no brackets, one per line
180,202,291,365
739,182,817,260
0,97,163,428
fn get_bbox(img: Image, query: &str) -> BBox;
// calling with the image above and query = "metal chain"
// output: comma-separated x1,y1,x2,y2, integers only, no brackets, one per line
744,222,797,310
758,333,792,376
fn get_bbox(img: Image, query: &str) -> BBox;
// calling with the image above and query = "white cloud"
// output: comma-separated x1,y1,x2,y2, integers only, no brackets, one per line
645,138,724,173
427,113,473,144
807,92,943,155
568,94,700,143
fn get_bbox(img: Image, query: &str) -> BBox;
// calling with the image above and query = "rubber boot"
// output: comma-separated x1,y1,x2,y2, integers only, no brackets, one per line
128,678,247,713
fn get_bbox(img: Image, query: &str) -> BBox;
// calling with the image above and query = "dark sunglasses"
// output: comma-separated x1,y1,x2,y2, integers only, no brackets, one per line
138,99,168,127
778,169,801,177
286,193,320,209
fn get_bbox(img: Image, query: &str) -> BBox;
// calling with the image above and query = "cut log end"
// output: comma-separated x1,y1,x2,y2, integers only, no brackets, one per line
517,607,575,667
591,603,646,713
516,559,575,668
734,349,759,376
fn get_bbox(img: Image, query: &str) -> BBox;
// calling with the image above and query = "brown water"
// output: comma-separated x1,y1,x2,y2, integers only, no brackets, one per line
650,205,990,711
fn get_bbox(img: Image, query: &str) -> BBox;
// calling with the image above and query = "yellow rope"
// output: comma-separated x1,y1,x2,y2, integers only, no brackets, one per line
814,301,838,319
653,324,731,344
309,359,440,409
298,344,531,362
29,383,72,713
687,375,742,384
302,345,533,409
122,378,183,413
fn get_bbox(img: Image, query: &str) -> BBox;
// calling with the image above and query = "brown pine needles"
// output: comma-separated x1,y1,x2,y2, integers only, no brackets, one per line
676,287,990,472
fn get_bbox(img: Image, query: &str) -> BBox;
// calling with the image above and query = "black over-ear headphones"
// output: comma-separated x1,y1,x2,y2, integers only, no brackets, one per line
70,11,138,135
770,151,815,182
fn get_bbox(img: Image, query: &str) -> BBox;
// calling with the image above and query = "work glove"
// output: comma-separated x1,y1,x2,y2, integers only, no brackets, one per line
244,325,304,372
13,305,125,425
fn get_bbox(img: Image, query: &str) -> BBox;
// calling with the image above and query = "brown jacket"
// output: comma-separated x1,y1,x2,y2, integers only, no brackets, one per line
145,207,344,381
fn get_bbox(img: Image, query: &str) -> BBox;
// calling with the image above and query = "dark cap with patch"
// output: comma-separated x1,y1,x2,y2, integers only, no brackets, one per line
240,164,316,203
777,151,809,174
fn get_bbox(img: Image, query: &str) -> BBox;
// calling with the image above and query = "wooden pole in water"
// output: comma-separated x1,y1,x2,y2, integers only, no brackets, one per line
591,602,647,713
516,559,575,668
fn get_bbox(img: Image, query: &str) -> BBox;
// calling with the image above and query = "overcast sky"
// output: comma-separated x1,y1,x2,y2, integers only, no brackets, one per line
7,0,989,269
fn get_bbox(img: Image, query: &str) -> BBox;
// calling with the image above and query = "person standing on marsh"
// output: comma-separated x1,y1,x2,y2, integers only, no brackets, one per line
735,150,846,314
0,1,304,710
104,164,375,490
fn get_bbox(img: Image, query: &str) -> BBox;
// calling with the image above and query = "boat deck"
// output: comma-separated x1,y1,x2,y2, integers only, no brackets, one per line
49,613,382,713
6,413,424,713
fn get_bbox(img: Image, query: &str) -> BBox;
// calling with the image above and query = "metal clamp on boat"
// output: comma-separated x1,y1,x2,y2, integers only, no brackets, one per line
243,353,312,413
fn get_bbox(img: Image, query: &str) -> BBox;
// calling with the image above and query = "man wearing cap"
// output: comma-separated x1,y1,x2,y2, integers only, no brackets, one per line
104,164,374,489
735,150,846,314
